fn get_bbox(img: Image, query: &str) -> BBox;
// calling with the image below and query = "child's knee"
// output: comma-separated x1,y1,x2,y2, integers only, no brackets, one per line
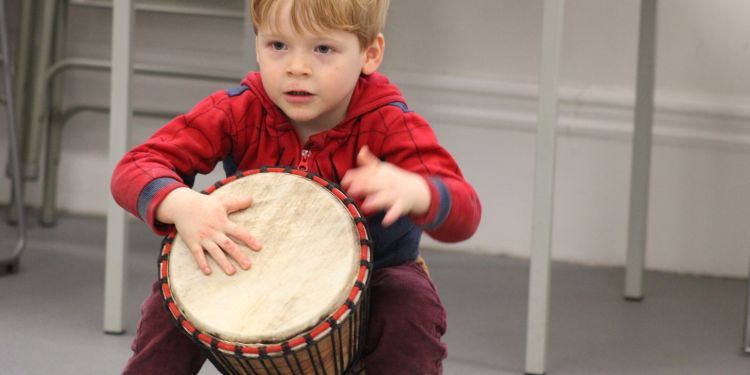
364,263,448,373
369,262,447,334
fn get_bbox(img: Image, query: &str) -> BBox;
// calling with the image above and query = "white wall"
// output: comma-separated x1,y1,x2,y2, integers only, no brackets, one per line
1,1,749,278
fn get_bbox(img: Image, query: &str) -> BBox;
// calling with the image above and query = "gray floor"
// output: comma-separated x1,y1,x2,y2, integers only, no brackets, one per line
1,210,749,374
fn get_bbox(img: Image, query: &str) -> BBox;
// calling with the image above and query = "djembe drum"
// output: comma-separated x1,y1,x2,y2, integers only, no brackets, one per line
158,167,372,374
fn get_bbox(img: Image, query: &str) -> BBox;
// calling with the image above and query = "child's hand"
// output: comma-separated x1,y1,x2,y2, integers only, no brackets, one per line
341,146,431,226
156,187,262,275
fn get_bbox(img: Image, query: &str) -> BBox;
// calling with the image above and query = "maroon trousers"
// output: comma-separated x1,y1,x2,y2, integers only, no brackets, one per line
123,261,447,374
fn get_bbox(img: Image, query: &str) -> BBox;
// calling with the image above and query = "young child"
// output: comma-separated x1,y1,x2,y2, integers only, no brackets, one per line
111,0,481,373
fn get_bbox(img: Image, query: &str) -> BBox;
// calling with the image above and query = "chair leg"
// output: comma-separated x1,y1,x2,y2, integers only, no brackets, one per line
0,0,27,275
40,115,62,226
4,0,35,226
744,259,750,354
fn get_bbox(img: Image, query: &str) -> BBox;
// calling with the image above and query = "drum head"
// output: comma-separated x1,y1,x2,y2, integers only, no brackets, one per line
168,172,361,343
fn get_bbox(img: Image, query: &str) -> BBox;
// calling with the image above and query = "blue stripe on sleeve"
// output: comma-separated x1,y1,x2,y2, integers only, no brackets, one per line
424,177,451,230
387,101,412,113
225,85,249,97
137,177,180,220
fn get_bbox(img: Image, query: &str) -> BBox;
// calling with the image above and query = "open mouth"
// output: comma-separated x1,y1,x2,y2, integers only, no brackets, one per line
285,90,313,96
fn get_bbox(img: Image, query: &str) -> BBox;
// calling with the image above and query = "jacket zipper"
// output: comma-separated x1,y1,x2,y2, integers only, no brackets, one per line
298,149,312,171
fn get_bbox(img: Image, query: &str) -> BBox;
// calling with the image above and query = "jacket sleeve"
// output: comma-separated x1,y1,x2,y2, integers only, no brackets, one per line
377,107,482,242
110,90,239,234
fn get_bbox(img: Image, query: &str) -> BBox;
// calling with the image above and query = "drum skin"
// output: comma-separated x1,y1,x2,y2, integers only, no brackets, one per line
158,168,371,375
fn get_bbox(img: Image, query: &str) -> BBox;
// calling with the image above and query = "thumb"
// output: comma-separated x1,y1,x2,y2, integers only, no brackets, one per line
222,194,254,214
357,145,380,167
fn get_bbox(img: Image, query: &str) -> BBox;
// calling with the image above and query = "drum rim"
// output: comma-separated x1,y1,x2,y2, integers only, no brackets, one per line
157,167,372,358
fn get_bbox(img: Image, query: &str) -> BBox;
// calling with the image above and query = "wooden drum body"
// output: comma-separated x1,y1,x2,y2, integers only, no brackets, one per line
158,168,372,374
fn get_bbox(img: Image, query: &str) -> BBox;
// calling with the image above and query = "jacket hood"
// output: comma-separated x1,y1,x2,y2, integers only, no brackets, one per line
241,71,405,138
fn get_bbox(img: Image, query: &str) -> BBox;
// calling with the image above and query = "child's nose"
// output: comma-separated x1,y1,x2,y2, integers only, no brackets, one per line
286,53,312,76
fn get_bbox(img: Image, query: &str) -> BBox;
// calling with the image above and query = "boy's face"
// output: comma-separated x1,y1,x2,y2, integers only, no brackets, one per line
256,5,382,136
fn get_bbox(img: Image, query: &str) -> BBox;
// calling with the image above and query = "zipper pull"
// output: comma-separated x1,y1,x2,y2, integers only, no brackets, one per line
298,149,311,171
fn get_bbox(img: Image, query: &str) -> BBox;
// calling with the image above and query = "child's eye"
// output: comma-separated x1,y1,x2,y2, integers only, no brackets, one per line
315,45,332,54
270,42,286,51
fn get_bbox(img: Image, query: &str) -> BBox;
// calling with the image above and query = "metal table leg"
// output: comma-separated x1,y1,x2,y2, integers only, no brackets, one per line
103,0,133,334
38,0,69,227
0,0,27,275
625,0,658,301
13,0,36,150
524,1,564,374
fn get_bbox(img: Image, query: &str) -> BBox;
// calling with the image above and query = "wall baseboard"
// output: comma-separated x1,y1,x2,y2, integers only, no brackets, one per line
389,71,750,150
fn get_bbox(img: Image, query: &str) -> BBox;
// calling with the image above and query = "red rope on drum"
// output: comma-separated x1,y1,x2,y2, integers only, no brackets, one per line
346,203,360,218
356,222,367,240
217,341,236,353
161,283,171,300
290,169,308,178
331,187,347,201
167,302,180,320
312,175,329,187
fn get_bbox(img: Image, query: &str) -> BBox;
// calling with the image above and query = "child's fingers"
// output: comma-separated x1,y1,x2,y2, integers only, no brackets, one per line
342,168,384,197
356,145,380,167
341,174,366,197
222,194,254,214
189,242,212,275
360,194,383,213
217,234,252,270
360,189,395,214
341,173,366,196
341,164,369,190
227,222,262,252
342,147,383,192
204,241,236,275
382,200,405,227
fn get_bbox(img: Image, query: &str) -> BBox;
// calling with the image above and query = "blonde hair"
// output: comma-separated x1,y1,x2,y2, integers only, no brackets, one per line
251,0,389,49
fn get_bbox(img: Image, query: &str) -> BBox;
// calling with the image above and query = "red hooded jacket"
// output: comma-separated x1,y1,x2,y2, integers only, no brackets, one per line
111,72,481,268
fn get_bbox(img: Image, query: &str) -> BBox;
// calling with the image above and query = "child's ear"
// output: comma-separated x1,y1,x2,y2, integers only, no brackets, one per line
362,34,385,75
